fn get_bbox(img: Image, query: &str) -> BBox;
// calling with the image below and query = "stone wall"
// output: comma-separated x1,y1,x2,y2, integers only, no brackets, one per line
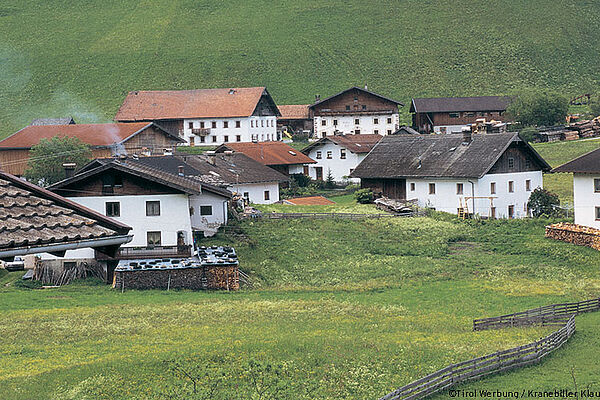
113,265,239,291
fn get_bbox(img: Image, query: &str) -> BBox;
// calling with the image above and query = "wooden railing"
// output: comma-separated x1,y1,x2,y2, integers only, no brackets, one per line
379,297,600,400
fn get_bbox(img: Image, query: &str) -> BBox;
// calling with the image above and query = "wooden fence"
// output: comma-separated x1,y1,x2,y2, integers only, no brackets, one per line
379,296,600,400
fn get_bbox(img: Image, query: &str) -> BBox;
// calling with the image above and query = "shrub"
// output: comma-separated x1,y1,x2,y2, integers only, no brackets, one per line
324,169,336,189
354,188,373,204
345,183,360,192
518,126,538,143
507,91,569,127
290,173,311,188
527,187,560,217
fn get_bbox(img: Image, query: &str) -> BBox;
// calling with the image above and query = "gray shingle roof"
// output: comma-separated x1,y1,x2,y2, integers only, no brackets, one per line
30,117,75,126
410,96,512,113
552,148,600,174
350,133,550,179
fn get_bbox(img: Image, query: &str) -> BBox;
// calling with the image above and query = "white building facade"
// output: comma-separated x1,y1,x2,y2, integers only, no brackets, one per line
182,115,278,146
227,182,280,205
303,141,366,183
313,113,399,138
573,175,600,229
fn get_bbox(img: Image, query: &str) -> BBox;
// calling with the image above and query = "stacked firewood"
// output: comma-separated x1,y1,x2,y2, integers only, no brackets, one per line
562,130,579,141
545,223,600,250
569,119,600,139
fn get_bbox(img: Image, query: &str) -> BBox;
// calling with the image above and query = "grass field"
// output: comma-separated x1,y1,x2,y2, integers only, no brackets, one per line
2,0,600,139
1,212,600,399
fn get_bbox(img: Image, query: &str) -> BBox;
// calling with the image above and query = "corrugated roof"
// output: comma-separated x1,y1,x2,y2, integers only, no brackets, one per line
0,122,159,149
215,142,316,166
283,196,335,205
278,105,311,119
115,87,279,121
410,96,512,113
302,134,382,155
350,133,550,179
0,171,131,255
553,148,600,174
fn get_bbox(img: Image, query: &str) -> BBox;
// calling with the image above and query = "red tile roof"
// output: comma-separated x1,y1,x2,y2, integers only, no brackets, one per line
278,105,311,119
284,196,335,205
115,87,270,121
0,123,153,149
216,142,315,166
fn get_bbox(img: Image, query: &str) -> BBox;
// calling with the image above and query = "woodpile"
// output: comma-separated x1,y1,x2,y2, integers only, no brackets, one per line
570,119,600,139
113,265,239,291
545,223,600,251
33,260,105,286
562,130,579,141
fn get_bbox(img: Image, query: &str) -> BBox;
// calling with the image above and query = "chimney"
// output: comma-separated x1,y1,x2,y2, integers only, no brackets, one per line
206,151,216,165
462,126,472,145
315,94,320,102
364,84,368,90
63,163,76,179
178,165,185,176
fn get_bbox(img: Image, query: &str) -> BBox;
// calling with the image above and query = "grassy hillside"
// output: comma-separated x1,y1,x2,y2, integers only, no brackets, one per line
2,0,600,138
2,214,600,399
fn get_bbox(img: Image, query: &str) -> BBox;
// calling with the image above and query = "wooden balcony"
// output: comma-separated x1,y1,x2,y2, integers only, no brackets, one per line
192,128,211,136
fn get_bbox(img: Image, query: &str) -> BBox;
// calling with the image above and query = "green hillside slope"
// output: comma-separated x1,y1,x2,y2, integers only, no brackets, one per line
1,0,600,138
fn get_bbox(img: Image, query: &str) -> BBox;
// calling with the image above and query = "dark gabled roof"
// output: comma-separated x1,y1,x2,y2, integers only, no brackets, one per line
30,117,75,126
392,126,420,135
129,154,289,186
302,134,382,155
410,96,512,113
350,133,551,179
0,171,131,258
552,148,600,174
309,87,403,109
215,142,316,166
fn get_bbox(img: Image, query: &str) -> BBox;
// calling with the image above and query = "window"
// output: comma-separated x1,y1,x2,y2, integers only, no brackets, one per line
354,118,360,125
355,129,361,134
410,182,416,191
199,136,205,143
326,151,332,159
362,105,366,110
251,121,254,128
508,205,515,219
200,205,213,216
508,157,515,169
147,231,161,247
236,135,241,142
491,207,496,219
321,120,327,126
508,181,514,193
316,151,322,159
146,201,160,216
374,118,379,124
490,182,496,194
429,183,436,194
243,192,249,199
340,149,346,159
525,158,531,169
594,179,600,192
264,190,270,201
449,112,460,118
200,121,205,129
236,120,241,128
464,112,475,117
106,202,120,217
261,120,264,127
223,121,228,128
346,105,350,111
188,122,193,129
374,129,379,134
333,119,338,126
387,129,392,134
212,136,217,143
387,117,392,124
224,135,229,142
456,183,464,195
596,207,600,220
212,121,217,129
526,180,531,191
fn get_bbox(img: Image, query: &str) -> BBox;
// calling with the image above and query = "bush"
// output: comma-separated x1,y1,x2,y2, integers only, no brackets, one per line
290,173,311,188
507,91,569,127
518,126,538,143
345,183,360,192
527,187,560,217
354,188,373,204
590,98,600,118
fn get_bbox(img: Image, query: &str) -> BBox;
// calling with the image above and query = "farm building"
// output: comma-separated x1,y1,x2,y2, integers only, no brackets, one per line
277,104,313,137
0,122,183,176
553,148,600,229
301,134,382,182
350,131,551,219
410,96,512,134
214,141,316,176
115,87,281,146
310,86,403,138
48,158,232,258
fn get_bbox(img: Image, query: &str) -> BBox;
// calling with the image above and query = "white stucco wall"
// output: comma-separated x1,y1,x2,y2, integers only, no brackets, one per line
182,116,278,146
314,114,399,138
405,171,542,218
573,174,600,229
304,141,365,183
433,124,469,134
226,182,280,204
66,194,193,248
189,191,229,236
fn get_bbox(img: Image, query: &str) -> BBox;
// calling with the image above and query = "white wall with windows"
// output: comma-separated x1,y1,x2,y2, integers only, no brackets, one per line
65,194,193,248
404,171,542,219
189,191,229,237
304,141,365,183
182,116,278,146
433,124,469,134
226,182,280,204
313,114,399,138
573,175,600,229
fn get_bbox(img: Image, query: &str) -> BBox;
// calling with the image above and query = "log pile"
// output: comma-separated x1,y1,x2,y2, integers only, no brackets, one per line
374,197,418,214
545,223,600,251
113,265,239,291
570,119,600,139
33,260,105,285
562,130,579,141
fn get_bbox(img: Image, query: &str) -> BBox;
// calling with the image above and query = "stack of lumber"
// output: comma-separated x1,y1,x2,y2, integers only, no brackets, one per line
569,119,600,139
374,197,417,214
562,130,579,141
545,223,600,250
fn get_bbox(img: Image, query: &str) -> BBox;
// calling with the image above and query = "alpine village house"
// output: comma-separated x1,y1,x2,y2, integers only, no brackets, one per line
350,130,551,219
115,87,282,146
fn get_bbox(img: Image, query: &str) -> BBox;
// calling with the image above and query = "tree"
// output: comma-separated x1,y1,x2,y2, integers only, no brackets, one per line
527,187,560,217
507,91,569,127
518,126,538,143
590,97,600,118
324,169,335,189
24,136,92,186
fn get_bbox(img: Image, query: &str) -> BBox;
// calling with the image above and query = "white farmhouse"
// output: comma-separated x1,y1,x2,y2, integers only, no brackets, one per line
553,148,600,229
301,134,382,183
309,87,403,138
115,87,281,146
351,131,551,219
48,159,232,257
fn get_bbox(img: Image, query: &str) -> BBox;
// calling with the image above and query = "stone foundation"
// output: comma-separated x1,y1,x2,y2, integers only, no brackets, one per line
113,265,239,291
